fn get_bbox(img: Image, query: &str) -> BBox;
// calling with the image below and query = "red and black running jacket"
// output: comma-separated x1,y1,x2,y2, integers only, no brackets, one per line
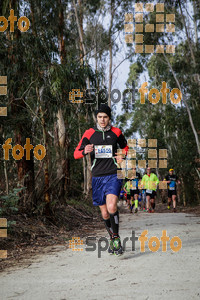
74,125,129,177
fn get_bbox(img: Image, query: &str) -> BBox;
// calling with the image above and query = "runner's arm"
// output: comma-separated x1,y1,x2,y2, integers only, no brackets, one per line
117,129,129,155
156,175,159,184
74,130,90,159
164,175,170,184
123,182,127,192
114,130,129,163
151,175,159,190
138,179,142,189
155,175,159,187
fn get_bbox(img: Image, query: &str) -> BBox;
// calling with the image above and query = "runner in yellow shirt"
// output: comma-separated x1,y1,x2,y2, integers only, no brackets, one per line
141,167,159,213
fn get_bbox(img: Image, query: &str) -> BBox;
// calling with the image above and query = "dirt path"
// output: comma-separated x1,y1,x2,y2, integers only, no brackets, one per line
1,208,200,300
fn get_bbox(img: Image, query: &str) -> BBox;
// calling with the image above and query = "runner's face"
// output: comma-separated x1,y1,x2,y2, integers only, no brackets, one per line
147,168,151,174
169,171,173,175
97,113,110,128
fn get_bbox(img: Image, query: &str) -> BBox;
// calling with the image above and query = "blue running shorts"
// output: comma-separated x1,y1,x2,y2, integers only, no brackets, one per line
92,174,123,206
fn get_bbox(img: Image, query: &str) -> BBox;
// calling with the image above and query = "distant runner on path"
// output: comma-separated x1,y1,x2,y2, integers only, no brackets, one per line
141,167,159,213
164,169,181,213
123,178,132,212
74,104,129,255
130,167,141,214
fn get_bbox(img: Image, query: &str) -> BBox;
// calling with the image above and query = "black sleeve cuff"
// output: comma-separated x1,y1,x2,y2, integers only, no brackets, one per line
82,149,87,156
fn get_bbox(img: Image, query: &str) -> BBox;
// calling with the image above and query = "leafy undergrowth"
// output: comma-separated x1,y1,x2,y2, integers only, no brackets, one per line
0,199,104,272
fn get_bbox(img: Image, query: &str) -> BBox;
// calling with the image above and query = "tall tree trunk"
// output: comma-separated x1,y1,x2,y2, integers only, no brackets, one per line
58,0,66,62
30,0,37,37
181,177,186,207
179,0,200,106
56,109,70,199
193,0,198,46
36,87,51,215
0,127,9,195
78,0,84,64
3,160,9,195
7,0,36,209
108,0,114,107
56,0,70,200
73,0,91,92
73,0,93,197
1,129,9,196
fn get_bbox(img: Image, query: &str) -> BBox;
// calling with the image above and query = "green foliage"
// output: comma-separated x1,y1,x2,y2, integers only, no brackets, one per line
0,188,25,216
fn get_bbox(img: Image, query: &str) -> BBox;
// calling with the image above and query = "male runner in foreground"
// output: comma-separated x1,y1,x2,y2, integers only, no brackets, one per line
164,169,181,212
74,104,128,255
141,167,159,213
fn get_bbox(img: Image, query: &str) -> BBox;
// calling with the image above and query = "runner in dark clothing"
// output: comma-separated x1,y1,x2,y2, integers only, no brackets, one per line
130,168,141,213
74,104,128,255
164,169,181,213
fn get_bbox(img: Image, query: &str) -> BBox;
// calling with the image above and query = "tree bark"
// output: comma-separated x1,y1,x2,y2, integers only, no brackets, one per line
3,160,9,195
108,0,114,108
73,0,93,197
56,0,70,200
179,0,200,105
36,87,51,215
7,0,36,209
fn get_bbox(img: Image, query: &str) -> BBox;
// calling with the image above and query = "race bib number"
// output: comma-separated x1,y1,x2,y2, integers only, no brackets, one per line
146,189,152,194
169,187,175,191
95,145,113,158
131,184,137,190
131,181,137,190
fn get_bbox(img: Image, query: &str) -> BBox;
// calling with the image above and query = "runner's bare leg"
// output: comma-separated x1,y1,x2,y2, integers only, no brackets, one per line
146,195,150,210
172,195,176,209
